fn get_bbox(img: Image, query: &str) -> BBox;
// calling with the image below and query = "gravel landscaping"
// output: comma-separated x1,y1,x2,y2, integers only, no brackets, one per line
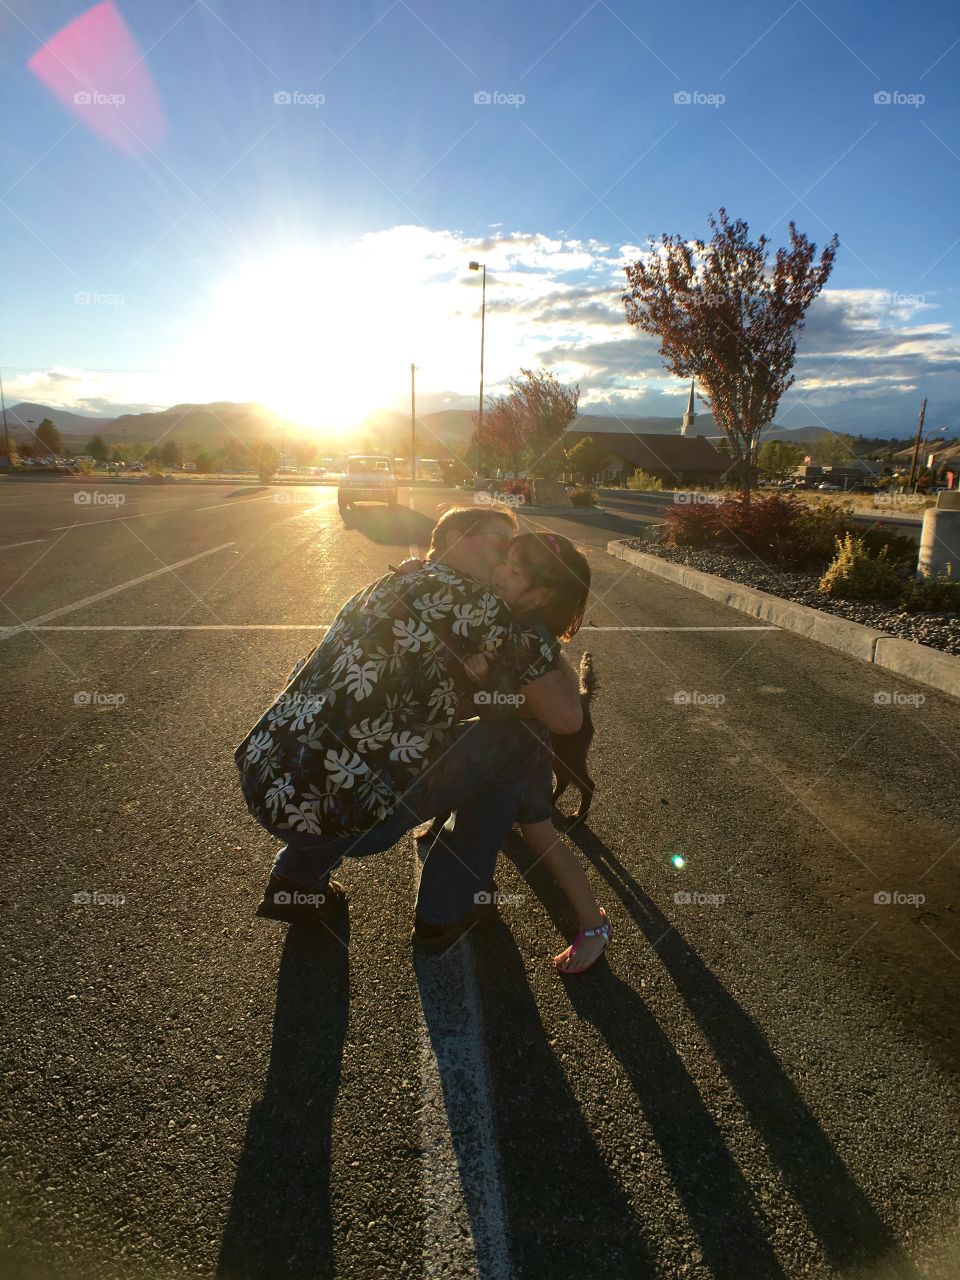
626,538,960,657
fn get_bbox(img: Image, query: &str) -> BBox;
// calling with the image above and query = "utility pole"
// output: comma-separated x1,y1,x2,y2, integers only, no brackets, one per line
907,396,927,491
469,261,486,479
410,362,416,485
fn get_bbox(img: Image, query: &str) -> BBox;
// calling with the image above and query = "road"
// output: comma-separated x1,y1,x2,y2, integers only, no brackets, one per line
1,479,958,1280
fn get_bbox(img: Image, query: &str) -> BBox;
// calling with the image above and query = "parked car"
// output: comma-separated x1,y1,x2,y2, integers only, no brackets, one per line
817,482,842,492
338,454,398,514
128,462,144,473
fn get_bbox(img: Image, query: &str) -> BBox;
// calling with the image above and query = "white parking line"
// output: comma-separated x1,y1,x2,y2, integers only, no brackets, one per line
50,501,191,530
0,542,236,639
414,854,512,1280
0,539,46,550
0,623,781,633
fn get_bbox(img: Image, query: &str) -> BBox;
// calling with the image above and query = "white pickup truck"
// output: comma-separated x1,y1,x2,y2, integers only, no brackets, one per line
338,453,398,514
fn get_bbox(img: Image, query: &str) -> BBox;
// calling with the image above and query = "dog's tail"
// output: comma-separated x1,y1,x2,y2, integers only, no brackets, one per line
578,651,598,704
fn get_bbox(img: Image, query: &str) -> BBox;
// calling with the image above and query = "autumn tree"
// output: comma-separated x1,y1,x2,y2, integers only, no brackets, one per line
471,367,580,477
622,208,838,491
511,367,580,475
475,392,528,474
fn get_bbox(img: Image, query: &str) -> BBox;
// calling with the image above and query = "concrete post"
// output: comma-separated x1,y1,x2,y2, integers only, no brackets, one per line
918,490,960,578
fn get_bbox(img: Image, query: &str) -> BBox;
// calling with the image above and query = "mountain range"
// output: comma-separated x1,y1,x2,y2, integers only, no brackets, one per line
0,399,909,453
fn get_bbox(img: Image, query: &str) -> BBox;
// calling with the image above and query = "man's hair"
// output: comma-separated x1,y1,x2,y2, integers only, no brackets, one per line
427,504,518,558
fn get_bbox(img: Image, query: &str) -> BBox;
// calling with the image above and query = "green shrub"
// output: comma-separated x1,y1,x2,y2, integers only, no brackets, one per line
568,485,597,507
818,534,903,600
626,468,663,492
901,569,960,614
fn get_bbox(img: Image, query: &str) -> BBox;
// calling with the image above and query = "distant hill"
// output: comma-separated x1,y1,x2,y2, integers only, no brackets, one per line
107,402,295,444
6,401,116,437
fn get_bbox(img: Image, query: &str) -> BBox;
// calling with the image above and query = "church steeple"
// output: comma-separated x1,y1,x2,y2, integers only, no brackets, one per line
680,379,696,436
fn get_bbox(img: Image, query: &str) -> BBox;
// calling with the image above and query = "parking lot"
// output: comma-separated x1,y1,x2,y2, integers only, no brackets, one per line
2,478,959,1279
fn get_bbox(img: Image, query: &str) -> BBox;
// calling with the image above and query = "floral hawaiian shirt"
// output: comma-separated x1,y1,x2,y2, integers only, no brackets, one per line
234,560,560,840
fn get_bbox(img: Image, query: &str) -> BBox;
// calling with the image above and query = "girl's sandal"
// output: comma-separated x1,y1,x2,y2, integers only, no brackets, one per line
553,908,611,975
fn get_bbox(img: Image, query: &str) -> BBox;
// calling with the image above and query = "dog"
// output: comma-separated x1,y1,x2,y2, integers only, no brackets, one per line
550,650,597,824
413,651,599,846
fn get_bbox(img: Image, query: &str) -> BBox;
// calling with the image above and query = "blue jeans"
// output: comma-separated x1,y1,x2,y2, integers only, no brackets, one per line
267,718,553,925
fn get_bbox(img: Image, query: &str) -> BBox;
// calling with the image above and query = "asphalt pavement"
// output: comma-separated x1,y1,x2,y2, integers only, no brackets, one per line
1,479,958,1280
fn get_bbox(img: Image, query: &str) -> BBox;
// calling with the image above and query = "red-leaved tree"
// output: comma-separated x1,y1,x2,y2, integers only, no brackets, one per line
622,208,838,491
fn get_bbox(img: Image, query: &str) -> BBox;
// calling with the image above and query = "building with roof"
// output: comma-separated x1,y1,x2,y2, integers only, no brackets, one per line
564,380,730,486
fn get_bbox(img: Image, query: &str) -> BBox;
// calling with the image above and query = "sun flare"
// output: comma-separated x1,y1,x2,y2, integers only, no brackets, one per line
182,241,483,432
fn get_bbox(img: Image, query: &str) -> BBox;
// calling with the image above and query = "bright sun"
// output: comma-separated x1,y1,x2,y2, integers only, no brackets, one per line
187,248,419,431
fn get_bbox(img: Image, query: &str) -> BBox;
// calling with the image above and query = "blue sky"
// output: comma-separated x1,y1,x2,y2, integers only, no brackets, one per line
1,0,959,436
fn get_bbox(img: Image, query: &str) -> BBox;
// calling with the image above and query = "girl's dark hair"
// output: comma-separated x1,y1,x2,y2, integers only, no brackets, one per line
511,532,590,640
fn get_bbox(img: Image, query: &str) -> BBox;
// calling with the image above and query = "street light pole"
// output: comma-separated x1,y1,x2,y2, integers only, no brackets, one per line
469,261,485,479
410,362,416,485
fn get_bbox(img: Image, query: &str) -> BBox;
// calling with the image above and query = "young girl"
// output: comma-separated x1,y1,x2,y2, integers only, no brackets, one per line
399,531,611,975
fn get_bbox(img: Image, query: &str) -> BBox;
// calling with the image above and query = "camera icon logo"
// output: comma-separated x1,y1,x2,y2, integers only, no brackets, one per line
273,889,291,904
874,890,891,905
874,91,891,105
673,90,692,104
73,891,92,904
474,890,493,905
74,90,92,105
74,490,92,504
474,690,491,704
474,91,492,105
274,90,292,104
873,691,892,705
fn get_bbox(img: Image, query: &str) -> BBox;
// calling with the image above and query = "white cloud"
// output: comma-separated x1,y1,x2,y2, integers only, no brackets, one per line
16,227,960,436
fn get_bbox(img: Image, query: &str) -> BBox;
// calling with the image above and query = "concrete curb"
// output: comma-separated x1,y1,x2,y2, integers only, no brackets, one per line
607,538,960,701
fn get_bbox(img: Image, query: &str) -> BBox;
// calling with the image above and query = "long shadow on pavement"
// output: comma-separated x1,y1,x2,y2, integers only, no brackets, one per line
461,915,657,1278
499,834,787,1279
542,824,921,1280
340,504,437,547
217,919,349,1280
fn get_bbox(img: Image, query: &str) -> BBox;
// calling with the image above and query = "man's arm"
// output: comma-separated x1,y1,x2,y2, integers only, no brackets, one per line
516,655,582,735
